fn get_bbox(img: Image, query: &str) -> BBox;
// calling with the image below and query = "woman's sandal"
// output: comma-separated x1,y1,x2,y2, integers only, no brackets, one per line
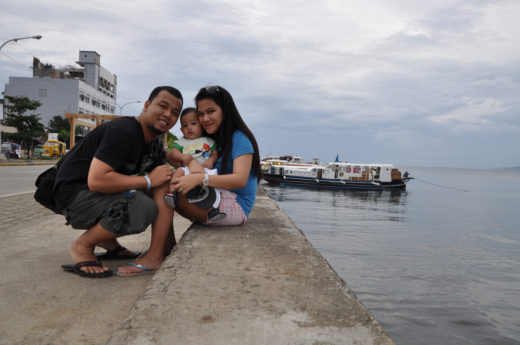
117,262,158,277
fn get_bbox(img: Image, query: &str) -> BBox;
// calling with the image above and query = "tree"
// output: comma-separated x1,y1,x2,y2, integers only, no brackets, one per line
3,95,45,156
48,115,72,143
166,131,178,150
48,115,70,133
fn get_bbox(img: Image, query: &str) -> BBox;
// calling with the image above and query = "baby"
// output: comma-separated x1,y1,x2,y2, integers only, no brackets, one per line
164,107,225,222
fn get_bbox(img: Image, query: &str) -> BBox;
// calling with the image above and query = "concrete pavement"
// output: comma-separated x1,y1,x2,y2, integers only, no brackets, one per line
0,192,191,345
0,188,394,345
107,188,394,345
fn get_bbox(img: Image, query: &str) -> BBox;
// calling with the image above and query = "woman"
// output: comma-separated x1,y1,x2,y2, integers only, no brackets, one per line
171,85,261,225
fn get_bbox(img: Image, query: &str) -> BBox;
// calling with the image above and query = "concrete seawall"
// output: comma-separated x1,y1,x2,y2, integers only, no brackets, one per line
0,183,394,344
107,188,395,345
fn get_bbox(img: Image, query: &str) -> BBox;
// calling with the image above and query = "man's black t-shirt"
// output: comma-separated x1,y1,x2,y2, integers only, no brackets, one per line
54,117,165,211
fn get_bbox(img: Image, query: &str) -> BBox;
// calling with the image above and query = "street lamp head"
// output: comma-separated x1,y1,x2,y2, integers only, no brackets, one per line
0,35,43,51
117,100,142,115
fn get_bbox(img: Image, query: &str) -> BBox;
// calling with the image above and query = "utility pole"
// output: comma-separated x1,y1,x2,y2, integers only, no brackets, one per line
0,35,43,147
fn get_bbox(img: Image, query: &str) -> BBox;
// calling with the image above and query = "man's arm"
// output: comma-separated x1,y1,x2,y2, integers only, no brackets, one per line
88,158,173,193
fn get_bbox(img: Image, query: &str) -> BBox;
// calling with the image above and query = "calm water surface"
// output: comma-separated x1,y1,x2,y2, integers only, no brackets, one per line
263,167,520,345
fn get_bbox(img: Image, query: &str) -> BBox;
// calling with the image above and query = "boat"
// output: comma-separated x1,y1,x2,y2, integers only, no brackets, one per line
262,157,413,190
260,154,307,166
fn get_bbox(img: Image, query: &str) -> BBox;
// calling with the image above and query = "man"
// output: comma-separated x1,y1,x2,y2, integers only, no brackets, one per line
55,86,182,278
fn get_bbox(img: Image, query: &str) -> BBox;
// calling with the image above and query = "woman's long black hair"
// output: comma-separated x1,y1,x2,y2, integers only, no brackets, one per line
195,86,261,182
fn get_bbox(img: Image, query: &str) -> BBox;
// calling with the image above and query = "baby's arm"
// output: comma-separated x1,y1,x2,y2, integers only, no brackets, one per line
202,149,219,169
187,159,205,175
167,147,193,168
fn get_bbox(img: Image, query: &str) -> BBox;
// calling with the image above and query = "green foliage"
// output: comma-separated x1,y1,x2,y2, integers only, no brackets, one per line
3,95,45,152
47,115,71,143
59,129,70,145
47,116,86,147
166,131,178,150
4,95,41,116
48,115,70,133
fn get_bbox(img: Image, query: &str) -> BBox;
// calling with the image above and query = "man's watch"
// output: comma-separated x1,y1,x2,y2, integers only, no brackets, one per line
202,173,209,187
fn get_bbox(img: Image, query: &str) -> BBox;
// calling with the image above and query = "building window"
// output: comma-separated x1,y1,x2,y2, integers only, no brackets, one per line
38,89,47,97
80,93,91,104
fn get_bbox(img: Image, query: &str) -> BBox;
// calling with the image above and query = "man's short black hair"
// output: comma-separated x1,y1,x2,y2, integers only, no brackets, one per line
148,86,183,105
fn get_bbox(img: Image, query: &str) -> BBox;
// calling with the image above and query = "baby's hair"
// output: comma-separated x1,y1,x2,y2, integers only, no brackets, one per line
180,107,196,118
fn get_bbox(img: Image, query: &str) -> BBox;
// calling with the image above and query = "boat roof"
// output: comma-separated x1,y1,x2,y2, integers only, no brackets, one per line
327,162,395,167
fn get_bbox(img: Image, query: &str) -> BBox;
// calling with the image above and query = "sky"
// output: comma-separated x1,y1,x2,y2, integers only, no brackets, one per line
1,0,519,169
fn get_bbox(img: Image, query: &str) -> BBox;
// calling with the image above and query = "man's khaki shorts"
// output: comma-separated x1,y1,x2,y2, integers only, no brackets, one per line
64,188,158,236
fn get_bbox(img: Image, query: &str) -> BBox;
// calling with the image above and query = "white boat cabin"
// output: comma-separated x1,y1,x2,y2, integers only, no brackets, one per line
271,162,399,183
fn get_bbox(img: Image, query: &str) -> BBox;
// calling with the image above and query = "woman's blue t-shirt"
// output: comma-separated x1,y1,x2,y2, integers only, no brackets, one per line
215,130,257,216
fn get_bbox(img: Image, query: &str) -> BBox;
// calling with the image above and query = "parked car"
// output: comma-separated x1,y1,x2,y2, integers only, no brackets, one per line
42,140,67,157
33,144,44,158
1,142,22,159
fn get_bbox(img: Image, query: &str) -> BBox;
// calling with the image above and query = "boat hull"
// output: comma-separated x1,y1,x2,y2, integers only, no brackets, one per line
262,173,408,190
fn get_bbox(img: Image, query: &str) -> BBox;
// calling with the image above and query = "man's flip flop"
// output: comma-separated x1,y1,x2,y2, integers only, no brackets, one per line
61,261,113,278
94,246,141,260
117,262,158,277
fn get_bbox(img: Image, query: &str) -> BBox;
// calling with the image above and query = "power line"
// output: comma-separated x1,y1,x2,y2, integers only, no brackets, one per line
0,51,33,71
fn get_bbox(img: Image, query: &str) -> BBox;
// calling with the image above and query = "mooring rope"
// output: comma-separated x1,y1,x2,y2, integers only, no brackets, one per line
413,177,470,192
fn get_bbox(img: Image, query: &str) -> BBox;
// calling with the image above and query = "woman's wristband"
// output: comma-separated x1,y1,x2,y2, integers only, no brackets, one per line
144,175,151,190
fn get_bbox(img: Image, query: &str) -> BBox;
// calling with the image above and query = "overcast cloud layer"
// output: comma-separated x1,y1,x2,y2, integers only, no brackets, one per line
1,0,519,168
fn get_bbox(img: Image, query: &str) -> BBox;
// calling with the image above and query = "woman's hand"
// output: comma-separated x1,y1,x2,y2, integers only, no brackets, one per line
171,173,203,195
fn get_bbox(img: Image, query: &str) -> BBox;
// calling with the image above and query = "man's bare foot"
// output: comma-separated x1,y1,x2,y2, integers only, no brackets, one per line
70,240,111,275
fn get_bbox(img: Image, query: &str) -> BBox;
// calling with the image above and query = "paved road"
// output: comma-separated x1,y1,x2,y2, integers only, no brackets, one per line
0,164,51,197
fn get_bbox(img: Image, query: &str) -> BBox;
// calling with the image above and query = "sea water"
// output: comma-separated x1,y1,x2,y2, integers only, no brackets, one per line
263,167,520,345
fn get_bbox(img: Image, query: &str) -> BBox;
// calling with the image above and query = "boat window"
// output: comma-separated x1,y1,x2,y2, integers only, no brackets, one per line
353,166,360,173
346,166,351,173
363,166,369,171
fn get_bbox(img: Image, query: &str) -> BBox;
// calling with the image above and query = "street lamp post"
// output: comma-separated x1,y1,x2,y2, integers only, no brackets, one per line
117,100,141,115
0,35,42,148
0,35,42,51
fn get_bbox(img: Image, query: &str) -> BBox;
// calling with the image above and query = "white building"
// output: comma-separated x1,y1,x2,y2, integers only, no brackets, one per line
4,50,117,126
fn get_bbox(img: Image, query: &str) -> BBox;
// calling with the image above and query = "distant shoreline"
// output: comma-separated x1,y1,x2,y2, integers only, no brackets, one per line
397,165,520,171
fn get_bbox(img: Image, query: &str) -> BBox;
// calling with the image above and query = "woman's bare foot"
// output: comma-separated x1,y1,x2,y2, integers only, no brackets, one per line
117,252,163,275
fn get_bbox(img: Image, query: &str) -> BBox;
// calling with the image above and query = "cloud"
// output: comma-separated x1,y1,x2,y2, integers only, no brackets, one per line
1,0,519,168
429,98,512,130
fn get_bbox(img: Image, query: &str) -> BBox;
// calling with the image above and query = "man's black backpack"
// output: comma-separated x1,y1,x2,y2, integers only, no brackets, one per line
34,159,63,214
